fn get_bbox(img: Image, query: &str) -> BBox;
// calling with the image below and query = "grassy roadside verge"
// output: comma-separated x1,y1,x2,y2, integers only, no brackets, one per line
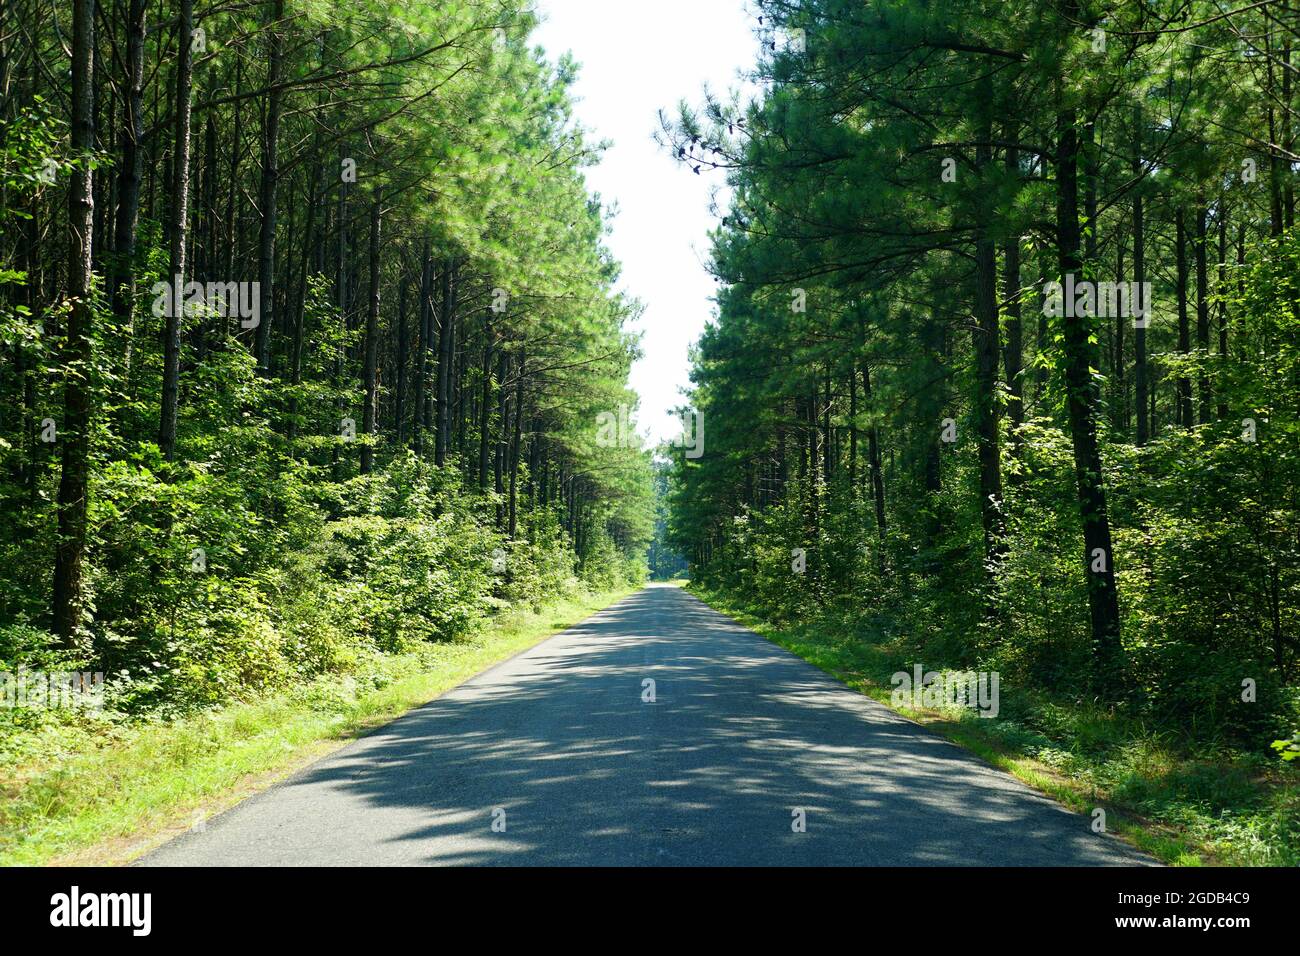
0,586,635,866
688,584,1299,867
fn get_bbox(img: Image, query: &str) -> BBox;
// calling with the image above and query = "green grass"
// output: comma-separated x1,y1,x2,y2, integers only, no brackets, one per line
688,583,1300,867
0,586,635,866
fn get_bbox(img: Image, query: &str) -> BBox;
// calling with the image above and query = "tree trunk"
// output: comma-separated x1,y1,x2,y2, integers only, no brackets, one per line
1002,156,1025,464
509,354,525,537
360,198,381,474
495,348,509,521
1267,44,1285,236
1175,208,1192,427
288,153,322,443
822,370,833,485
52,0,97,644
255,0,286,372
479,324,492,489
848,362,858,493
108,0,147,385
807,389,820,566
436,263,456,466
1055,97,1123,695
1217,202,1230,420
1195,197,1211,423
159,0,195,461
863,364,886,572
412,246,431,456
395,267,408,444
972,93,1005,571
1133,107,1149,446
1112,231,1126,433
332,144,349,477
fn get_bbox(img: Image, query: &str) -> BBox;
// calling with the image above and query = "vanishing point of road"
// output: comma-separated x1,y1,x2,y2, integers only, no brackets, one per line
141,584,1154,866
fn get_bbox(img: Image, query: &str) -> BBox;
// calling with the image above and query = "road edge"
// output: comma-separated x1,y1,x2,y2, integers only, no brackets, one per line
18,587,642,867
682,584,1175,867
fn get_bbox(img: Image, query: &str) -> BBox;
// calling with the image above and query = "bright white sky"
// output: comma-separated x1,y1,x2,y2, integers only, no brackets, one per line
532,0,757,446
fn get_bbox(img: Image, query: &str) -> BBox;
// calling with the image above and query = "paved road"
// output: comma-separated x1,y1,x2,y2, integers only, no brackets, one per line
142,584,1154,866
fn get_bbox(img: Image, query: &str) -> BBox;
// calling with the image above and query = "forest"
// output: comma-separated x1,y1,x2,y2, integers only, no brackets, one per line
2,0,1298,871
662,0,1299,862
0,0,653,741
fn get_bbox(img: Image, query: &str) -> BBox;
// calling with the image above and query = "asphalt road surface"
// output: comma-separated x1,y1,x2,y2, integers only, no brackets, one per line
141,584,1155,866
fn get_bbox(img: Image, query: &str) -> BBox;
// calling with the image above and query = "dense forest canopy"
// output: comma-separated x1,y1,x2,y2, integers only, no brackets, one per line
0,0,654,712
661,0,1300,754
